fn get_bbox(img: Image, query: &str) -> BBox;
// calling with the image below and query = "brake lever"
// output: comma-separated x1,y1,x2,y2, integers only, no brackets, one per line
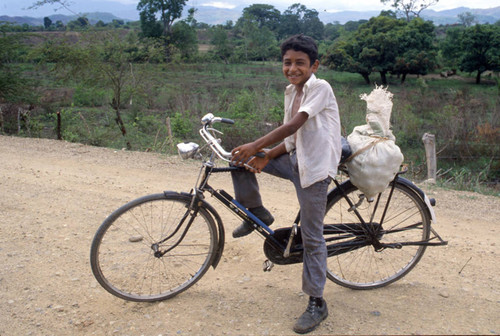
207,127,223,135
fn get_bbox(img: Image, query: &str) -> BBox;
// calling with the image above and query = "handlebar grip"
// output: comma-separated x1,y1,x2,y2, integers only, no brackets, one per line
255,152,266,158
220,118,234,125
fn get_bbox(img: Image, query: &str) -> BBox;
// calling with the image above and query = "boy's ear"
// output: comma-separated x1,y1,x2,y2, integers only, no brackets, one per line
311,59,320,72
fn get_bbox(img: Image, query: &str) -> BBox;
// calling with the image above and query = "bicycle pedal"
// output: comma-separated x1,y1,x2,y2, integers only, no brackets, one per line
263,259,274,272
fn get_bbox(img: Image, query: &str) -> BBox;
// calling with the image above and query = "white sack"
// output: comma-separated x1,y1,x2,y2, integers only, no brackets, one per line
346,87,404,199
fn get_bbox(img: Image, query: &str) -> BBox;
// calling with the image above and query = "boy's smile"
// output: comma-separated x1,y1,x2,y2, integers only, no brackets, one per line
282,49,319,89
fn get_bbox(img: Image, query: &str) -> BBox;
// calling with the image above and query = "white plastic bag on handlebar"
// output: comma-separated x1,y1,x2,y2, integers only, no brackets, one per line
177,142,199,160
345,86,404,200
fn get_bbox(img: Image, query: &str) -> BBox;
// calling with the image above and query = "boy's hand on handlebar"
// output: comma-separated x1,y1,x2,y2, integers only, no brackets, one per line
231,142,258,166
246,155,269,173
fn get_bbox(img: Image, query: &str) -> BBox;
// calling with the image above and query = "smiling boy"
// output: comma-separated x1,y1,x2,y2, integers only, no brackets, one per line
231,34,341,334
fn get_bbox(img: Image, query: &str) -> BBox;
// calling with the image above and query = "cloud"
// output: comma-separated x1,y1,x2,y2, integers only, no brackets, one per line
200,2,237,9
100,0,138,4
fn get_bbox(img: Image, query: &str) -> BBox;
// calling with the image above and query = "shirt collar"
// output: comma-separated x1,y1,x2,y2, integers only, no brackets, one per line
303,73,317,92
285,73,318,95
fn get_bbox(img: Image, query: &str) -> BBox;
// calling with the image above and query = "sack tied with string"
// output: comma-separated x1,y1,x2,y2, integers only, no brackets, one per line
345,86,404,200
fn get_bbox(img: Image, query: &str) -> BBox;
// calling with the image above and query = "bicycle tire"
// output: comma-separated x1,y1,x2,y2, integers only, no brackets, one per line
90,192,218,302
324,180,431,290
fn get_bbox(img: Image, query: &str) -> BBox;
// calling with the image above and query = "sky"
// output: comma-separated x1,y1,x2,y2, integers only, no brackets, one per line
1,0,498,19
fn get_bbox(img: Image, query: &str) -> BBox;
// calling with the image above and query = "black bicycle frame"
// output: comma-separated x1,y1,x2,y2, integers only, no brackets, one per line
197,165,288,252
154,164,445,261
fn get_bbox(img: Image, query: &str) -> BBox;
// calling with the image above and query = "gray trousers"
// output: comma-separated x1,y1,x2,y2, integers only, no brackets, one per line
231,152,330,298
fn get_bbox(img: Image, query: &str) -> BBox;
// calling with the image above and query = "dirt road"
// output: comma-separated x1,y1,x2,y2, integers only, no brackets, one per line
0,135,498,335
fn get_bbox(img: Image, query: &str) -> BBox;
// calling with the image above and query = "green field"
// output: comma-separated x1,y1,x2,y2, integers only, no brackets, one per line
2,60,499,195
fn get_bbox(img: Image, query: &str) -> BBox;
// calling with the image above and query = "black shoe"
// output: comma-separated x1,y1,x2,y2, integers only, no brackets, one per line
232,206,274,238
293,297,328,334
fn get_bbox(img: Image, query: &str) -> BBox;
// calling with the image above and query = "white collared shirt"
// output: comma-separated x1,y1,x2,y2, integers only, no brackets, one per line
283,74,341,188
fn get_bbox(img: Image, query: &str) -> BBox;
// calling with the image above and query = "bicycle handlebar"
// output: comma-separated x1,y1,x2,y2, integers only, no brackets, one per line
201,113,234,126
198,113,265,163
199,113,233,161
219,118,235,125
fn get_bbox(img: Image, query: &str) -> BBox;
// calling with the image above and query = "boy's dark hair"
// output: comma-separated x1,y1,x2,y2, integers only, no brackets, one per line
280,34,318,66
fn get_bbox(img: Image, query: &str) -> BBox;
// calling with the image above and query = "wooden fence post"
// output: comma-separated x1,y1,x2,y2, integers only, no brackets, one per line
422,133,437,182
17,107,21,134
166,117,173,148
0,106,3,134
56,111,62,140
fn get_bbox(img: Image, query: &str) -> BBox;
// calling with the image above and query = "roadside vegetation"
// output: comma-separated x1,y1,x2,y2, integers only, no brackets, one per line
1,0,499,195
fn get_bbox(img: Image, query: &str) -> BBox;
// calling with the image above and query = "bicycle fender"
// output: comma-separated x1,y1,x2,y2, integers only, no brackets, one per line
179,192,225,269
327,179,353,204
395,177,437,224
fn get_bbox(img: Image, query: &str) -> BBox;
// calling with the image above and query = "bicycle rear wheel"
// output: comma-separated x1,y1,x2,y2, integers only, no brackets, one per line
90,193,217,302
324,180,430,289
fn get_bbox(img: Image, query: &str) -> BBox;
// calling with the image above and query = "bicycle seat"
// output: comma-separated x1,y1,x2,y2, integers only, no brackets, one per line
340,137,352,163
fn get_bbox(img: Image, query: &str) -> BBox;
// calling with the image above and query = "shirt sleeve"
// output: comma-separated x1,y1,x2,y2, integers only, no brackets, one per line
299,81,333,119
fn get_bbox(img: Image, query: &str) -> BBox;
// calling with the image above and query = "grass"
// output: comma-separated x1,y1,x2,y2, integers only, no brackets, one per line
4,62,499,196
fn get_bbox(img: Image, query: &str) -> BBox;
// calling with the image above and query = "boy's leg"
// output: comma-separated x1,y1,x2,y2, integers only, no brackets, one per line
231,154,294,237
295,178,329,298
230,168,262,209
231,153,294,208
289,152,330,333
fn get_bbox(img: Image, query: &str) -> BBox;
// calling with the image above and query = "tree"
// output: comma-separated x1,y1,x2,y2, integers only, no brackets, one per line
393,18,438,83
439,26,463,70
351,16,405,84
237,4,281,33
380,10,398,19
55,20,64,30
43,17,52,30
381,0,439,22
138,8,162,38
210,25,233,64
459,24,500,84
324,16,437,85
458,12,477,27
235,19,278,62
110,19,125,28
35,31,146,148
137,0,187,60
279,3,324,40
343,19,368,33
0,24,32,103
233,4,281,62
185,7,198,27
67,17,89,30
170,8,198,60
323,22,342,41
171,21,198,60
324,39,373,84
442,24,500,84
95,20,106,28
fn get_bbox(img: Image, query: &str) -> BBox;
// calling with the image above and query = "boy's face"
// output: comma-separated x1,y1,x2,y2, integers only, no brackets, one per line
282,49,319,88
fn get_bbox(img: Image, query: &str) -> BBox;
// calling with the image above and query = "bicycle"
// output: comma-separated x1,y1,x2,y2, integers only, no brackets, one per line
90,113,447,302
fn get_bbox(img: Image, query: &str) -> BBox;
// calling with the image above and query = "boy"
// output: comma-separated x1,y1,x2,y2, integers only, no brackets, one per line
231,34,342,334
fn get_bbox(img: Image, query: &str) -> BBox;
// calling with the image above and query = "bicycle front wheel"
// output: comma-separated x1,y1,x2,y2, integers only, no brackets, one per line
90,193,218,302
324,180,430,289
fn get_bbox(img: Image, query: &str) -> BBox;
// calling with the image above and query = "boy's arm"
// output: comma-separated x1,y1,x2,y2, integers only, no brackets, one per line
245,142,287,173
231,112,308,165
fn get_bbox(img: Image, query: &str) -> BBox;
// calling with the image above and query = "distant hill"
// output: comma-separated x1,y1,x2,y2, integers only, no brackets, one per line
0,12,129,26
1,5,499,26
318,6,500,24
420,6,500,25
